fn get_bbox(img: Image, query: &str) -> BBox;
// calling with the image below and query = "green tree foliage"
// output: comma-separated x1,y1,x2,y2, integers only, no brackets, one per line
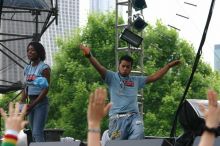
142,20,217,136
47,12,220,141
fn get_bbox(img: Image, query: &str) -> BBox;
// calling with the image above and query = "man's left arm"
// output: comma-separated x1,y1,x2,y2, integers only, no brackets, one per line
146,60,181,84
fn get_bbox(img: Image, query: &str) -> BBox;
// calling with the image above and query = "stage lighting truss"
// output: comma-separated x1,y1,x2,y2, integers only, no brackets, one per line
120,28,143,48
131,0,147,11
119,14,147,48
132,14,147,32
119,1,147,48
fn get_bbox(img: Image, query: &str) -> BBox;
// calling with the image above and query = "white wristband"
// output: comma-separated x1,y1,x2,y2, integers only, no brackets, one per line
5,129,19,136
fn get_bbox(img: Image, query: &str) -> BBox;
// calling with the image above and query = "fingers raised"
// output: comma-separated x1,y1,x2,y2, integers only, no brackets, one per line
0,108,7,120
207,90,218,107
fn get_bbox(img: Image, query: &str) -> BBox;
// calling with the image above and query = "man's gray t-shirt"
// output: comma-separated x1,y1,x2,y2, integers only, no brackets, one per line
104,70,147,116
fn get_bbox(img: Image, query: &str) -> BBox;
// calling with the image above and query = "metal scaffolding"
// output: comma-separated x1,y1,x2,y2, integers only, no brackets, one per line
115,0,145,116
0,0,58,93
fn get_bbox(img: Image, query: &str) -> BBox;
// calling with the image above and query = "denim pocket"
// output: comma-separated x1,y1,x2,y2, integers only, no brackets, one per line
109,118,117,132
109,118,120,139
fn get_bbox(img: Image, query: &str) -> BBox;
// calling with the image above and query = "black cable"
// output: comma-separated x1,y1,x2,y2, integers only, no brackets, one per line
170,0,216,138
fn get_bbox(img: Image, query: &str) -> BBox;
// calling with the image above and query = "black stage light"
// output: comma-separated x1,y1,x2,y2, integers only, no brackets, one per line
120,28,143,48
131,0,147,11
132,14,147,31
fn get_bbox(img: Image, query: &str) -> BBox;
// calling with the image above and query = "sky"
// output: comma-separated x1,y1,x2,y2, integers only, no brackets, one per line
142,0,220,68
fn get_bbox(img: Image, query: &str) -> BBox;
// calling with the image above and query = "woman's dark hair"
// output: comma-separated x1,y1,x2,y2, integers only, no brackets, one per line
119,55,133,66
27,41,46,61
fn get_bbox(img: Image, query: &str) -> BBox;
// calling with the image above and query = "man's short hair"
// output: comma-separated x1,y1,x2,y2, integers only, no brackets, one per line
119,55,133,66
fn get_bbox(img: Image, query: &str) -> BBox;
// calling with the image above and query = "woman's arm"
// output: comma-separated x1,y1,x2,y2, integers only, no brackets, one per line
27,67,50,111
20,89,28,103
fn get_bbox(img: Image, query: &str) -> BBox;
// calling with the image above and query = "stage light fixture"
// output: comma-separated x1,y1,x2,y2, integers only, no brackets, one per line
120,28,143,48
132,14,147,31
131,0,147,11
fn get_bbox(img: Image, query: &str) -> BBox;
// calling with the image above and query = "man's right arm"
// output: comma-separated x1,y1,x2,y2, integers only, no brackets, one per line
80,45,107,79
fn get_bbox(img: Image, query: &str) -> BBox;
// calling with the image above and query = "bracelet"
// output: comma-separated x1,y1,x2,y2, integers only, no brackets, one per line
85,52,92,58
204,125,218,137
2,142,17,146
88,128,101,133
3,134,18,146
4,134,18,140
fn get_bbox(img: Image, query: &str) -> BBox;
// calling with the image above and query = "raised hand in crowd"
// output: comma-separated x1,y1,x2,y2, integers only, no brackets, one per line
87,88,112,146
0,102,28,146
199,90,220,146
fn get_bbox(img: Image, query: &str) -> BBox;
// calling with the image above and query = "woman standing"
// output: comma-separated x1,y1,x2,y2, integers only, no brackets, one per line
20,41,50,142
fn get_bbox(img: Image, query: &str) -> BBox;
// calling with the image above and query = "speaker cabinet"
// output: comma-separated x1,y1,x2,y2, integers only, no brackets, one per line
193,136,220,146
106,138,174,146
30,141,84,146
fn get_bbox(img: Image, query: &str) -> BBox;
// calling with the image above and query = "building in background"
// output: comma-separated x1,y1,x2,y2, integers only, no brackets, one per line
90,0,114,13
0,22,31,84
41,0,118,66
214,44,220,72
41,0,81,66
89,0,125,18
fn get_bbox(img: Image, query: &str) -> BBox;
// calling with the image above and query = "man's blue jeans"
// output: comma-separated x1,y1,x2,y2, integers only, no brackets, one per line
108,113,144,140
28,97,49,142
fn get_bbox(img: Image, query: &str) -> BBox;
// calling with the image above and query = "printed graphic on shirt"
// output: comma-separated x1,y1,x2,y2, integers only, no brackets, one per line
123,80,134,87
26,74,36,81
